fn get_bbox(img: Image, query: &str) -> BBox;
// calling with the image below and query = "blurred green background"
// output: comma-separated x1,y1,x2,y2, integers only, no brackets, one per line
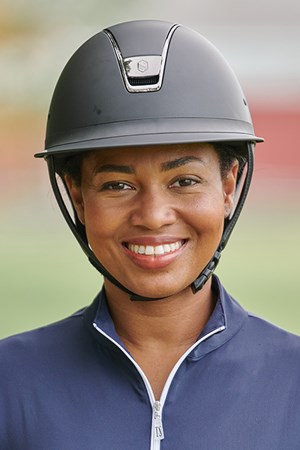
1,0,299,339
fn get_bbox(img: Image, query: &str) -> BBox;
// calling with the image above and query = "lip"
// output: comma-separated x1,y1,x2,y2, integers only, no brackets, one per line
123,236,186,245
122,237,187,270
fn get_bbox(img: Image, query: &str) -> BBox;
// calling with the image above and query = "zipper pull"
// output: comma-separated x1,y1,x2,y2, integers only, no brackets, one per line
152,401,164,441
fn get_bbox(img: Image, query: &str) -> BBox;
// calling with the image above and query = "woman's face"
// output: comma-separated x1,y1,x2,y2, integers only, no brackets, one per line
66,143,238,299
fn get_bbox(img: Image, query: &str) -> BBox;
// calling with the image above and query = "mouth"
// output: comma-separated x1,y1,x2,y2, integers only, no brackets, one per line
124,240,185,256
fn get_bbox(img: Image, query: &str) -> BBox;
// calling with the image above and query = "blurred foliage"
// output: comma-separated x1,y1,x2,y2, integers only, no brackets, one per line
0,0,135,113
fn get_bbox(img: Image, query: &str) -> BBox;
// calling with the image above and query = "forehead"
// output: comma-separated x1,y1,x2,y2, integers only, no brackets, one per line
84,142,217,166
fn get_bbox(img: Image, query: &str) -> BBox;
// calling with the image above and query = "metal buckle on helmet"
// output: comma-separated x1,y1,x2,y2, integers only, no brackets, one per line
104,24,179,93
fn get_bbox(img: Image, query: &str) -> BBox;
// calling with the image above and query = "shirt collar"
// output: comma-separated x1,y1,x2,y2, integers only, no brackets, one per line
85,275,248,359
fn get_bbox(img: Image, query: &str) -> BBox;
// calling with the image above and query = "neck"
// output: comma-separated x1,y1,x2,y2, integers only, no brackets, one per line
103,279,216,399
104,278,215,349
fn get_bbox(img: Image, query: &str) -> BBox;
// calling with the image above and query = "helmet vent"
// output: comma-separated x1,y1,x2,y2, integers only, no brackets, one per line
128,75,159,86
104,24,179,93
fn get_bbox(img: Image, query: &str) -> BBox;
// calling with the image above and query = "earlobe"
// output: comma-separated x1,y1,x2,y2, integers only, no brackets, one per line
64,175,85,225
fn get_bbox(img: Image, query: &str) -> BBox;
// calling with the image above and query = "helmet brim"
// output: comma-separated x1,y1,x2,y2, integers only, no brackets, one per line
35,117,263,158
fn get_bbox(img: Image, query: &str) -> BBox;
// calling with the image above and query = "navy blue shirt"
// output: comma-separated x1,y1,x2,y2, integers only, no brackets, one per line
1,276,300,449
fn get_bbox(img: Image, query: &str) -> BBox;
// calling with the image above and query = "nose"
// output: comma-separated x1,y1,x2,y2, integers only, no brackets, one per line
129,187,177,230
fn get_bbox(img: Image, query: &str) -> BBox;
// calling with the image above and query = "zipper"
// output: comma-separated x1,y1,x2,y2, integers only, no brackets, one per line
93,322,225,450
151,400,164,449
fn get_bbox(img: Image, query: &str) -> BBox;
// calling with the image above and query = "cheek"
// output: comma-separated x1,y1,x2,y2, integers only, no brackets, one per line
82,197,125,249
187,193,225,236
83,198,107,237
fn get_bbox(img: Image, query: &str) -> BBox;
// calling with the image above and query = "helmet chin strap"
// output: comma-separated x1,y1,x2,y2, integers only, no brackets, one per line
191,141,254,294
47,142,254,302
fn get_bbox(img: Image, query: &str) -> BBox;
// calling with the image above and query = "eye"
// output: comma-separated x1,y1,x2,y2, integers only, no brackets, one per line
101,181,134,191
169,177,200,188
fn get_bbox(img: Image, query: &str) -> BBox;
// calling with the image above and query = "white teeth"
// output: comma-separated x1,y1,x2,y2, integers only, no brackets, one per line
145,246,154,255
154,245,164,255
128,241,183,256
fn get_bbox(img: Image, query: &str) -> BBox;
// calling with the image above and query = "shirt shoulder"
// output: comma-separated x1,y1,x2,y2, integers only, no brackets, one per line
0,308,91,378
230,310,300,375
246,311,300,345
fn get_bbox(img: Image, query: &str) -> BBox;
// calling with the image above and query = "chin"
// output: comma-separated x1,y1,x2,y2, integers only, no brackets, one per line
126,279,193,301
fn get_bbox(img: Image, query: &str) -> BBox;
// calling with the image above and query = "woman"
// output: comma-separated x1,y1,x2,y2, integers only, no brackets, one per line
1,20,300,449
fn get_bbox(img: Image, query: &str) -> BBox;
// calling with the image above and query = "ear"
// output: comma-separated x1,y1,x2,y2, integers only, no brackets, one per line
223,160,239,219
64,175,85,225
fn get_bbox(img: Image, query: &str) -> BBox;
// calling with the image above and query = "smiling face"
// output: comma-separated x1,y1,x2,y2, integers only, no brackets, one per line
65,143,238,299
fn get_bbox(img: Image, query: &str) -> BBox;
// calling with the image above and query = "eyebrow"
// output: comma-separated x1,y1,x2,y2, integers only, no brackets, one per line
93,164,134,175
93,156,204,175
160,156,204,171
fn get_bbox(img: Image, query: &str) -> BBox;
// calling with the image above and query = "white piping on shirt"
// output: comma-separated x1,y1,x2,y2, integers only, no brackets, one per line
93,322,225,450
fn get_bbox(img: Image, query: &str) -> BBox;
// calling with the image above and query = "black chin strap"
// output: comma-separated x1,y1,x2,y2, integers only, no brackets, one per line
47,142,254,301
191,141,254,293
48,157,135,297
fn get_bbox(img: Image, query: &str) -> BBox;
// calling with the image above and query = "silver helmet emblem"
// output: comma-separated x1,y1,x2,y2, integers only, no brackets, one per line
104,24,179,93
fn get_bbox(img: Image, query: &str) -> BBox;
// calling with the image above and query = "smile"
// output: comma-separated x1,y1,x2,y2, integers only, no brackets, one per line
127,240,184,256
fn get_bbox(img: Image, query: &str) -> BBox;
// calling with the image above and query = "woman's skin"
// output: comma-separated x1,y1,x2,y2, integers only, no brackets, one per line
66,142,238,398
